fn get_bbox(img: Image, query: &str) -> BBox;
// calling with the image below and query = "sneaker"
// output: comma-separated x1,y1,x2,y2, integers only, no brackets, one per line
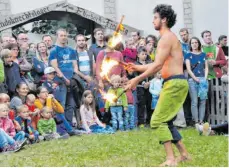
59,133,70,139
195,123,202,134
195,123,200,131
68,130,81,136
17,138,27,148
2,144,22,153
202,122,211,136
44,134,54,141
38,136,44,141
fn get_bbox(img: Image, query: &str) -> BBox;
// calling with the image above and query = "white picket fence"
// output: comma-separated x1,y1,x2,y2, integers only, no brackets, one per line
208,79,228,125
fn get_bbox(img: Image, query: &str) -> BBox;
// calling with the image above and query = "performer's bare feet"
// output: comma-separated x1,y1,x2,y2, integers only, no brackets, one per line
176,154,192,163
175,141,191,163
159,158,177,167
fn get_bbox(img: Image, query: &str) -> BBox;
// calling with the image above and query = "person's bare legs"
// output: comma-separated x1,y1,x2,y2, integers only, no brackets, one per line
159,141,177,166
175,140,191,162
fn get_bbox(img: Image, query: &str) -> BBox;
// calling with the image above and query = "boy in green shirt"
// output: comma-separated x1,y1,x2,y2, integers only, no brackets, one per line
105,75,128,131
37,107,68,140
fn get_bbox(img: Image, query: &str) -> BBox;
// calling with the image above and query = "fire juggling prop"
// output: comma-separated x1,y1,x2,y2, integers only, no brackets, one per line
99,15,129,104
100,57,119,82
107,15,125,49
99,89,127,104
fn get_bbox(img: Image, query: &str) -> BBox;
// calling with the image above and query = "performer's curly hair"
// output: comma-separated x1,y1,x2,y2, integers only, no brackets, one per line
154,4,177,28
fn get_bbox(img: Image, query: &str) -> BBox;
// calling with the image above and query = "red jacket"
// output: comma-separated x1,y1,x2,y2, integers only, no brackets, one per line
214,47,227,78
122,48,137,63
0,117,16,137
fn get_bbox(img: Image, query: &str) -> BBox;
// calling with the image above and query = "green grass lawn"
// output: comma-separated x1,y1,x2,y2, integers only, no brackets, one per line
0,128,228,167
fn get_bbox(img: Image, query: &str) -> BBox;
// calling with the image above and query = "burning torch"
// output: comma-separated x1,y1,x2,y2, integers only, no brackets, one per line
108,15,125,48
114,15,125,36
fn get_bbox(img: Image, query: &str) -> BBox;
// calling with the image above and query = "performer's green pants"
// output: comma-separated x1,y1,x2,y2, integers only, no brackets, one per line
150,76,188,144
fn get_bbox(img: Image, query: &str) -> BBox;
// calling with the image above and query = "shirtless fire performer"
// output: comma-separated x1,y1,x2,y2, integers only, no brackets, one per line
125,4,191,166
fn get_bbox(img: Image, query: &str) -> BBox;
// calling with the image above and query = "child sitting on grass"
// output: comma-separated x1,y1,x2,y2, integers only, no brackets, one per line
15,105,40,144
38,106,69,140
25,94,40,130
80,90,114,134
0,104,26,153
0,93,21,130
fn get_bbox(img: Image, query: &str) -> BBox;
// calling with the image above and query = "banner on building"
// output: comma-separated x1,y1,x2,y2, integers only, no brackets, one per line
0,1,141,35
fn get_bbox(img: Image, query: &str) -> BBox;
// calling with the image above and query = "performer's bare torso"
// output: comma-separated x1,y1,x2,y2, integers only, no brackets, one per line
160,32,184,79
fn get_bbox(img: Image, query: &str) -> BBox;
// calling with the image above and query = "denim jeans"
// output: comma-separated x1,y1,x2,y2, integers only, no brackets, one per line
54,77,76,125
132,90,138,126
14,131,25,141
65,88,76,124
124,105,135,130
53,77,67,107
97,92,105,113
188,78,207,123
56,113,73,132
89,124,114,134
54,84,67,105
151,95,159,110
0,128,15,148
110,106,124,131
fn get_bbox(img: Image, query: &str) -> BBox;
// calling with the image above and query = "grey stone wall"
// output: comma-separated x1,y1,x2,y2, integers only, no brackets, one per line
104,0,116,21
183,0,193,36
0,0,11,36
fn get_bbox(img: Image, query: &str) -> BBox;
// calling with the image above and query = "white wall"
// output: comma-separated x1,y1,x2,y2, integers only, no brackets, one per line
192,0,228,43
10,0,104,15
116,0,184,37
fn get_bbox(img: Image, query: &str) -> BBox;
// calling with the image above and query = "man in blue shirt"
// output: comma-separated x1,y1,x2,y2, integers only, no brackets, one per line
179,28,192,126
88,28,106,62
179,28,190,58
49,28,80,130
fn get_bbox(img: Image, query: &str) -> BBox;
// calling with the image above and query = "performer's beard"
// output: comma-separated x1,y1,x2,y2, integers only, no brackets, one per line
154,21,162,31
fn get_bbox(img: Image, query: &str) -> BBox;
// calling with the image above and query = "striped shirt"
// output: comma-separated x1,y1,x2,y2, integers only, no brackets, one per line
78,51,91,76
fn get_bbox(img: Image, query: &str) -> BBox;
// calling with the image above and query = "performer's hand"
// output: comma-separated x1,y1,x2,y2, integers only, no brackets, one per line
125,62,136,73
124,77,139,91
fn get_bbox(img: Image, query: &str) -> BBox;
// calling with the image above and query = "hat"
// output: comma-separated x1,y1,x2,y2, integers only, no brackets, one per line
44,67,56,74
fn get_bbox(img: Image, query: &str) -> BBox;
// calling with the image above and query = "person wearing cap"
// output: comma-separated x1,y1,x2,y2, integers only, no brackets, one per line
42,67,64,102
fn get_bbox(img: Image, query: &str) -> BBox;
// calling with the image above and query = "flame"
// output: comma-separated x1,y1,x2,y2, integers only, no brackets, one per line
100,57,119,81
108,32,123,49
99,89,117,104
